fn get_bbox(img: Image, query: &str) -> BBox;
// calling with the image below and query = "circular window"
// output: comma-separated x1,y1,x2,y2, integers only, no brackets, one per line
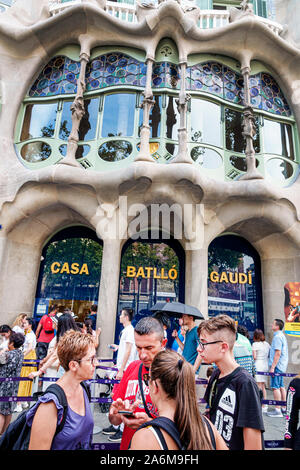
59,144,90,159
266,158,294,181
98,140,132,162
191,147,223,169
20,142,51,163
230,155,259,172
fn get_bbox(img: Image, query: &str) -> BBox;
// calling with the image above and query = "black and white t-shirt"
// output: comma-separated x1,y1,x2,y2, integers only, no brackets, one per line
204,367,265,450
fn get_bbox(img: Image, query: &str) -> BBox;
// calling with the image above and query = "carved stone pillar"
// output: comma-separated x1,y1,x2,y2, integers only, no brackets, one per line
59,51,90,167
239,64,263,180
134,57,155,162
171,61,193,164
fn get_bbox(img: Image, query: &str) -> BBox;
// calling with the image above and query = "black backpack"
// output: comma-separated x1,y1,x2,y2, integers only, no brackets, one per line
137,416,185,450
0,382,90,450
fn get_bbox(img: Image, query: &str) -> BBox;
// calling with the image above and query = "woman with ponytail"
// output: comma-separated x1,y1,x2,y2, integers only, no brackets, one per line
130,349,227,450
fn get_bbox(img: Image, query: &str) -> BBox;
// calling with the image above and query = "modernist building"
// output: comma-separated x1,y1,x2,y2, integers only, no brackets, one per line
0,0,300,372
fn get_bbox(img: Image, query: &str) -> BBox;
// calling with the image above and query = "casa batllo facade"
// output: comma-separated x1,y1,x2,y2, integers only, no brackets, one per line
0,0,300,373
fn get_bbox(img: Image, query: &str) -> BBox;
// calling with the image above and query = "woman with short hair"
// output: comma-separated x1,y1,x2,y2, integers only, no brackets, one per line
27,330,97,450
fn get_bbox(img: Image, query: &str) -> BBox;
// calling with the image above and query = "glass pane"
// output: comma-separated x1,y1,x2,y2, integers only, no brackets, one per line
20,141,51,163
225,108,260,153
59,98,99,141
263,119,294,159
75,145,90,159
266,158,293,181
191,99,221,147
59,101,72,140
191,146,223,169
20,102,58,141
165,96,179,140
102,93,135,137
98,140,132,162
230,155,259,172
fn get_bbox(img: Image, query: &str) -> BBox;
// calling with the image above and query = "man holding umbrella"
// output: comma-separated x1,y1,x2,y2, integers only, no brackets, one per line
172,313,202,373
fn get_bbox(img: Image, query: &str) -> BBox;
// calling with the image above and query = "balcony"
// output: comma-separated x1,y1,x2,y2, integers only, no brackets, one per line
48,0,283,35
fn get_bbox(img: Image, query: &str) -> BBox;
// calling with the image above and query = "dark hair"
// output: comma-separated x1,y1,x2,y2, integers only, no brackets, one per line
134,316,164,341
274,319,284,330
90,304,98,313
56,313,81,343
253,329,265,342
9,332,25,349
0,325,12,334
237,325,249,339
84,318,94,335
150,350,212,450
25,317,33,327
121,308,134,322
49,304,58,313
153,312,171,330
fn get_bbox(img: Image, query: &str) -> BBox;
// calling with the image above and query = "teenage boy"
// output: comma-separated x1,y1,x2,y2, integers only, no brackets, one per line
198,314,265,450
108,317,167,450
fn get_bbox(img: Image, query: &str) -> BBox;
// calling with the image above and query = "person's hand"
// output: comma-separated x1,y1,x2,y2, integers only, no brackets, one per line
121,411,150,430
172,329,178,338
116,369,123,380
269,367,275,374
28,370,43,379
97,327,101,336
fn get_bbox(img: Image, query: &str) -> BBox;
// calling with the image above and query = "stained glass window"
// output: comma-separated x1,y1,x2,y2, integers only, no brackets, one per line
29,56,80,97
250,72,291,117
152,62,180,89
85,53,147,91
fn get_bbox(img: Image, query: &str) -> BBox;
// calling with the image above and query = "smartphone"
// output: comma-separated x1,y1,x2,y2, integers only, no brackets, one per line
118,410,135,418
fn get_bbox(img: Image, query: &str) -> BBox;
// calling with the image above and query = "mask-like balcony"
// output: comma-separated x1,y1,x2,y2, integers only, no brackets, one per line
48,0,283,36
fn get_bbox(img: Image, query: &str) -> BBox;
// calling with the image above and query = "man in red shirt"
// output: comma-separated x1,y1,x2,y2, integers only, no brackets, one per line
35,304,58,360
108,316,167,450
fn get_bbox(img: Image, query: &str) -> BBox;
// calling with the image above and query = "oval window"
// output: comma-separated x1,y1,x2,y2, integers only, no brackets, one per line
20,142,51,163
59,144,90,159
191,147,223,169
266,158,294,181
230,155,259,172
98,140,132,162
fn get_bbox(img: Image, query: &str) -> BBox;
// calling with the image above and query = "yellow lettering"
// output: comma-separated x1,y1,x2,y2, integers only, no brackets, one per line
126,266,136,277
136,267,146,279
168,266,178,280
60,262,70,274
239,273,247,284
145,267,153,278
210,271,219,283
248,271,252,284
51,262,61,274
153,268,160,279
228,272,238,284
70,263,80,275
219,272,229,283
160,268,168,280
79,263,89,275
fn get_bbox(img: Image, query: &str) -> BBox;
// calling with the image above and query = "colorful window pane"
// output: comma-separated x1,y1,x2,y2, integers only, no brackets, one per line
85,53,147,91
152,62,180,89
251,72,291,117
29,56,80,97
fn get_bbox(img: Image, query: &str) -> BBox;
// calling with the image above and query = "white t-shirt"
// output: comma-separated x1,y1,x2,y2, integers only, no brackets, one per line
116,324,138,371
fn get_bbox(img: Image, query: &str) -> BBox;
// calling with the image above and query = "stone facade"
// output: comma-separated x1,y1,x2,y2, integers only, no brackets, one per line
0,0,300,372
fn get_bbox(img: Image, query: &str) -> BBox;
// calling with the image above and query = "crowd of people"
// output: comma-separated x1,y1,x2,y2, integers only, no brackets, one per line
0,305,299,451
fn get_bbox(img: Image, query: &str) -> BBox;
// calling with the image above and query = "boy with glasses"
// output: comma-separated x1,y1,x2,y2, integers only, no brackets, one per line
198,314,264,450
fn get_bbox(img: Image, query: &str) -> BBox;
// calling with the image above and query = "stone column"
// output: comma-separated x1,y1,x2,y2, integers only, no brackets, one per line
171,61,193,164
59,49,90,168
135,57,156,162
185,246,208,319
239,61,263,180
96,237,123,359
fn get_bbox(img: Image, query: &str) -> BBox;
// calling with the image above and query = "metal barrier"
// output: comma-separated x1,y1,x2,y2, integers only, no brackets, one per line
1,360,296,450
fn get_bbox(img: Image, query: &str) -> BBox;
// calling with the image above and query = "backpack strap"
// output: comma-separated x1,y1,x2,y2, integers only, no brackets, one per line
138,417,183,450
201,415,216,450
138,363,155,419
45,384,68,435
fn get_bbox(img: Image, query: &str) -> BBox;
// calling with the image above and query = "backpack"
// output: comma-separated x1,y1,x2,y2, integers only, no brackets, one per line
0,382,91,450
44,314,54,334
137,417,184,450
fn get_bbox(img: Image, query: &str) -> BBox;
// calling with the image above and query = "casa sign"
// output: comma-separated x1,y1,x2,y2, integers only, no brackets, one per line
210,270,253,284
50,262,89,275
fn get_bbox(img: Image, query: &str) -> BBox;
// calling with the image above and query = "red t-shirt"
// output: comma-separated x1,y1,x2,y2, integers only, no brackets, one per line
112,360,158,450
37,314,55,343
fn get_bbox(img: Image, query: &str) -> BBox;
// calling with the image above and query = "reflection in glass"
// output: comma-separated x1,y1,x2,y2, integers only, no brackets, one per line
102,93,135,137
263,119,294,159
165,143,177,158
225,108,260,153
21,141,52,162
21,103,58,141
266,158,293,181
191,99,221,147
139,95,161,138
98,140,132,162
59,98,99,141
191,147,223,169
166,96,179,140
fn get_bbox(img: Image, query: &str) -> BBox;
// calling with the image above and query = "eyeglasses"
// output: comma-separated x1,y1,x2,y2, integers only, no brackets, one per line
197,340,223,351
76,355,98,366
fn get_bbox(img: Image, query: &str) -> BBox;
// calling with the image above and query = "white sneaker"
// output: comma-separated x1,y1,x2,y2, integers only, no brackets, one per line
15,404,23,413
262,406,268,414
267,409,283,418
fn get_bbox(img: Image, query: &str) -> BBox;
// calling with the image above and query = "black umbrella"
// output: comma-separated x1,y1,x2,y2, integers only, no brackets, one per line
150,301,204,319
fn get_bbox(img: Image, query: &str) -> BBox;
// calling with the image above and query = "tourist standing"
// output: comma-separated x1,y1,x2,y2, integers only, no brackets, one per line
16,318,37,412
252,328,270,413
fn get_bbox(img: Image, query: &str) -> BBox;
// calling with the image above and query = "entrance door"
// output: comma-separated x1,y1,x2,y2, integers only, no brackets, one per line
34,226,103,322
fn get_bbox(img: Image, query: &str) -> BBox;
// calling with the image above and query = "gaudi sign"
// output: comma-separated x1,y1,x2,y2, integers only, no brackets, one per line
126,265,178,280
210,271,253,284
50,262,89,275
